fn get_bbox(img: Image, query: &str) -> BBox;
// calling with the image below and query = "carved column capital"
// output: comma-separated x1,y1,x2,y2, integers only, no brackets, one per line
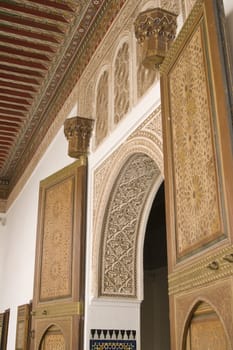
64,116,94,159
134,8,177,70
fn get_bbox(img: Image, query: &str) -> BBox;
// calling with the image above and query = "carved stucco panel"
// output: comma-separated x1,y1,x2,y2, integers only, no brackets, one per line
114,42,130,124
100,153,160,297
95,70,109,146
174,278,233,350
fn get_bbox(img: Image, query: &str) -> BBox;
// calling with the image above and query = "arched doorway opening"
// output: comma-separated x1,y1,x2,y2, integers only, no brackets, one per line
183,301,230,350
141,182,170,349
39,325,66,350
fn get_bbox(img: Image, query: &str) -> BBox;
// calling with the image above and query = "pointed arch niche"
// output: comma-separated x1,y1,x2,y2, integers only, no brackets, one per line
39,325,66,350
183,301,231,350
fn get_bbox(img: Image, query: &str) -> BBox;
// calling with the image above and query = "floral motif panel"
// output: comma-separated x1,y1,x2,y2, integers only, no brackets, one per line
96,70,109,146
40,177,74,300
100,153,160,297
169,23,223,258
114,42,130,123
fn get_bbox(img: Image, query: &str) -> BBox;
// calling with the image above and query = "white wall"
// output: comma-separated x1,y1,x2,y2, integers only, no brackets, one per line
0,126,73,349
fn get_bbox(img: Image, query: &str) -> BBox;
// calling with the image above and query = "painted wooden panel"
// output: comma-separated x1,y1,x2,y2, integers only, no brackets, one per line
31,159,87,350
160,0,233,265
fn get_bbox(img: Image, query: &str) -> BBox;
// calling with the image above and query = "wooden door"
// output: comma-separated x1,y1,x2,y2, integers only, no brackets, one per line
31,159,87,349
0,309,10,350
160,0,233,348
15,303,31,350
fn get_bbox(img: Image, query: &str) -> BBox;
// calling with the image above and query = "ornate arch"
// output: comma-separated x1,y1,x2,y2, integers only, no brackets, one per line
99,152,161,298
92,106,163,298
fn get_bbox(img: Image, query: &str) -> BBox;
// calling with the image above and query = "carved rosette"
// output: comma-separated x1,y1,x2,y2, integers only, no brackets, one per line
134,8,177,69
64,116,94,158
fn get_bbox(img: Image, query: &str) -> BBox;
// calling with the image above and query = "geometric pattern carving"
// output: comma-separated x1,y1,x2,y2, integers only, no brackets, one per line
168,245,233,295
96,70,109,146
114,42,130,123
170,25,223,257
100,153,160,297
40,177,74,301
161,5,226,259
90,340,136,350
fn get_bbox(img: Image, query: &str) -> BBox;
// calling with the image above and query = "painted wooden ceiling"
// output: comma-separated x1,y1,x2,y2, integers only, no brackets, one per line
0,0,126,202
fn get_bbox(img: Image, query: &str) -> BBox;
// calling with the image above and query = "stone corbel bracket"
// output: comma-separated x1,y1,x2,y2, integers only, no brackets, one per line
64,116,94,159
134,8,177,70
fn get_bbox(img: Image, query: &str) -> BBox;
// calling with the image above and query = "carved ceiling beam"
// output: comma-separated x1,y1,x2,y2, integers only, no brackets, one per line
64,116,94,159
134,8,177,70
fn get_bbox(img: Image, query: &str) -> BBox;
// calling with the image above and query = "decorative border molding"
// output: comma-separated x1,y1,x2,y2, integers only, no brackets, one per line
160,0,203,75
90,329,137,350
169,244,233,295
32,302,83,319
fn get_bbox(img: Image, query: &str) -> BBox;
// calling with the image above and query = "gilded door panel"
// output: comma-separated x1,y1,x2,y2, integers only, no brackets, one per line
31,159,87,350
39,176,74,301
160,0,233,267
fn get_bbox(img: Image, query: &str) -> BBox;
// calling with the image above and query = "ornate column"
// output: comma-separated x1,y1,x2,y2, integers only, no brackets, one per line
134,8,177,69
64,116,94,158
